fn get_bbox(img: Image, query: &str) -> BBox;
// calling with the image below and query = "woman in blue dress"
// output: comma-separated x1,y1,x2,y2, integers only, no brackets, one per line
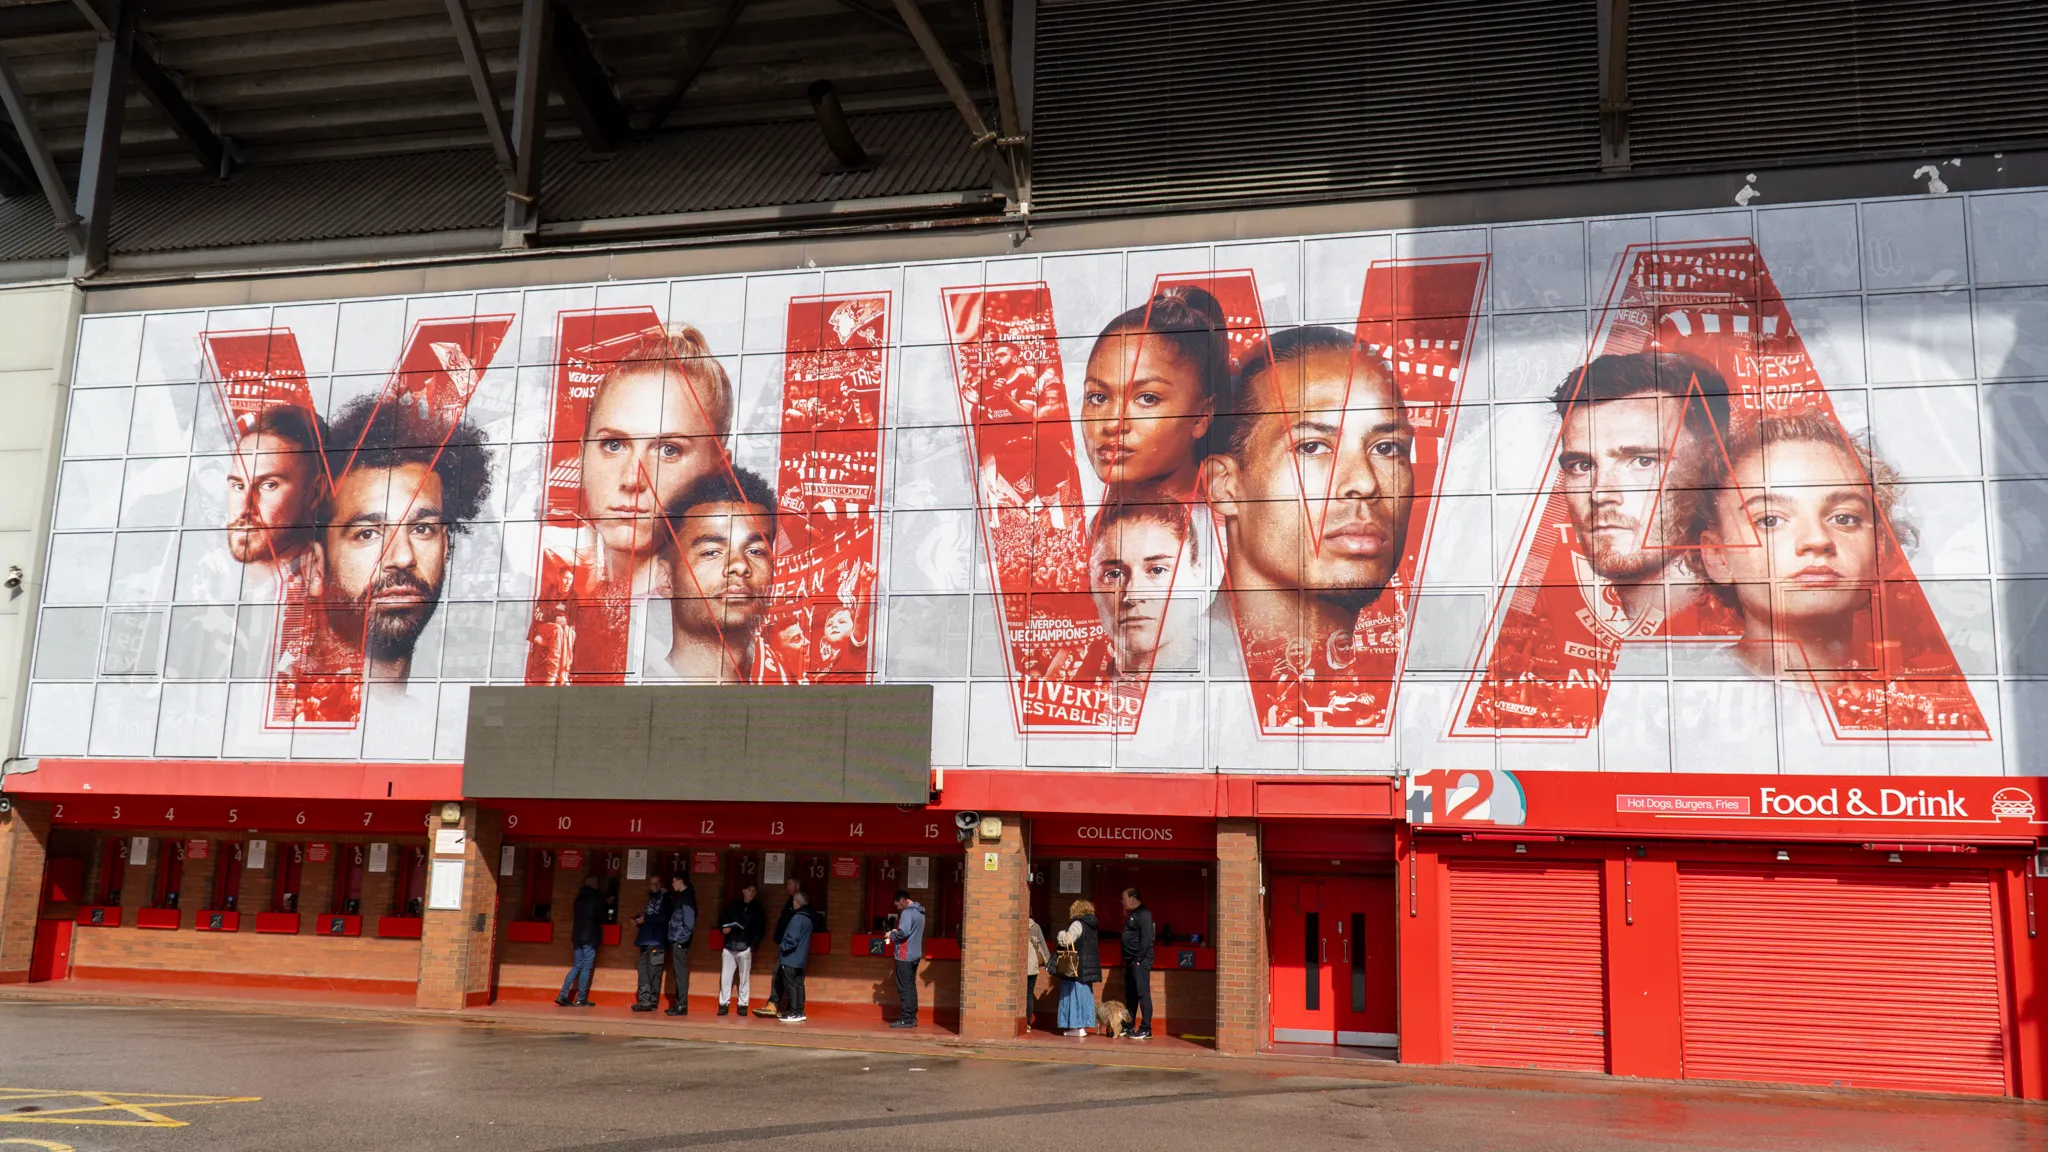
1054,899,1102,1037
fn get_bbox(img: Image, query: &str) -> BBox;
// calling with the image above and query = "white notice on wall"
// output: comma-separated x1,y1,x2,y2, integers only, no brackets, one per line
1058,860,1081,894
129,836,150,865
762,852,786,886
626,848,648,880
428,859,465,911
907,855,930,890
499,845,517,877
367,843,389,873
433,828,467,856
246,840,267,871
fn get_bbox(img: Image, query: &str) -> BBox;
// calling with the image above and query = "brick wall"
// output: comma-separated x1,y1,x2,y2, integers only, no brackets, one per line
959,814,1025,1039
0,801,50,981
1214,818,1267,1054
417,803,499,1010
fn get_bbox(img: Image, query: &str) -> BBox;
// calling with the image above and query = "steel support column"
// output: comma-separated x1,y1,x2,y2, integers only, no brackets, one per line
0,48,77,249
130,42,231,178
889,0,993,148
1599,0,1631,171
641,0,748,134
502,0,550,246
549,3,628,153
446,0,514,170
72,0,136,275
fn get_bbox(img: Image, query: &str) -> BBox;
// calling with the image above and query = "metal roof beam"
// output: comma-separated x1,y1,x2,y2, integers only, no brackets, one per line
72,0,135,275
0,126,37,198
502,0,547,246
831,0,978,74
0,42,82,252
129,40,231,178
548,2,627,153
445,0,514,170
640,0,748,135
1599,0,1631,170
67,0,111,36
888,0,992,148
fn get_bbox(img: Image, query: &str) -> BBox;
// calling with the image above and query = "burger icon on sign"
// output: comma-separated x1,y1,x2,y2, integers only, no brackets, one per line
1991,788,2036,821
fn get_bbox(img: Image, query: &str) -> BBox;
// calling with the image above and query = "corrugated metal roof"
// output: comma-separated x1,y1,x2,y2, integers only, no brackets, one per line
0,109,993,261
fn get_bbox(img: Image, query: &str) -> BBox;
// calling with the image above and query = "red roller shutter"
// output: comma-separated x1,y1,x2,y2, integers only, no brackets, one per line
1447,860,1608,1071
1677,863,2009,1095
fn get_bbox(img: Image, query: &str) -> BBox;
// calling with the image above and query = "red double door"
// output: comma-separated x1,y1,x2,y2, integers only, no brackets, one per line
1270,875,1396,1048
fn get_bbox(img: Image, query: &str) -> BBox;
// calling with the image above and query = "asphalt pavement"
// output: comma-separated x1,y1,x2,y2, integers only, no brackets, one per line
0,999,2042,1152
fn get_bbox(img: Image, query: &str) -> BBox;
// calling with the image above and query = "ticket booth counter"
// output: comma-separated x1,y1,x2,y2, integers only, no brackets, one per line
378,845,428,938
76,835,127,928
197,840,245,932
256,841,313,934
136,838,185,930
1029,817,1219,1037
854,853,959,960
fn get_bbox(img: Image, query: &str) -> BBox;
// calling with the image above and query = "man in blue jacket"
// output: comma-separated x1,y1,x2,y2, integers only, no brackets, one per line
630,876,670,1012
886,889,924,1029
775,891,815,1023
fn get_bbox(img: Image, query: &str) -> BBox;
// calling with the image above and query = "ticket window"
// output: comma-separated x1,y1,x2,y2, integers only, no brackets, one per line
859,855,956,937
271,843,305,913
794,853,831,919
329,843,367,914
522,849,557,921
95,837,127,906
724,852,764,908
393,846,427,917
1090,861,1213,945
865,855,902,932
744,852,827,927
932,855,964,939
598,850,623,924
210,842,246,911
151,839,186,910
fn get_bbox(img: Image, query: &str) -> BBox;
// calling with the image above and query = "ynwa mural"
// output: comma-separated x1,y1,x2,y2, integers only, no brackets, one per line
26,189,2042,772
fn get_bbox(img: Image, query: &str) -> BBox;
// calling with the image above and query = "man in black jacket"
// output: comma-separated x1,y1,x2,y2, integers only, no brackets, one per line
555,876,604,1007
760,876,804,1017
1120,887,1156,1039
716,882,766,1016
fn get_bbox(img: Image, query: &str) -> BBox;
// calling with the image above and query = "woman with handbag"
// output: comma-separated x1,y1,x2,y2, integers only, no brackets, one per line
1026,917,1053,1027
1053,899,1101,1038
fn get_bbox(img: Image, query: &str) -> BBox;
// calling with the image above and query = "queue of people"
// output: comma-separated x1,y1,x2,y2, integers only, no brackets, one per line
558,873,1168,1041
555,874,921,1028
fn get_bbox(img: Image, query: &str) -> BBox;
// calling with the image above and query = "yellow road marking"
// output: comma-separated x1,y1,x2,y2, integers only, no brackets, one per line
0,1140,79,1150
0,1088,259,1128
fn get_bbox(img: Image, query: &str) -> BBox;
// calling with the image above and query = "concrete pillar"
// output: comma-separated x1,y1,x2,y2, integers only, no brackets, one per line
416,803,502,1010
958,812,1026,1040
1214,818,1267,1055
0,800,50,982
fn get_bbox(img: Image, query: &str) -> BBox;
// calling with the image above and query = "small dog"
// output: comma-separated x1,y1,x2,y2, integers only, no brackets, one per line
1096,999,1132,1038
